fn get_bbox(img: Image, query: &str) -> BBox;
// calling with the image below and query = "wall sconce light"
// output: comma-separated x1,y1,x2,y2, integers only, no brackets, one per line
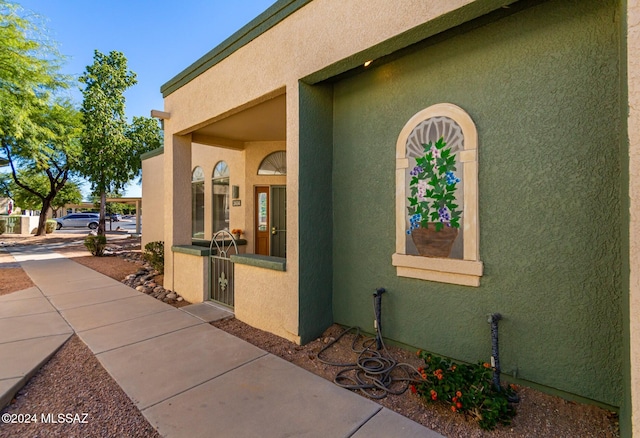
232,185,240,199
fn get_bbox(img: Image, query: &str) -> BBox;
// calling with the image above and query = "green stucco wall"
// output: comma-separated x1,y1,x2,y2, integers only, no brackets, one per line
298,82,334,344
330,0,623,406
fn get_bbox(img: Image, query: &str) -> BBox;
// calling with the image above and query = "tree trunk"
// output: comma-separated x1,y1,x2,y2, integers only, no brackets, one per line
98,191,106,236
35,197,53,236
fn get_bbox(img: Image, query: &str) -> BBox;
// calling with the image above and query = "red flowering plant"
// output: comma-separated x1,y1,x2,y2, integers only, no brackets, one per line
409,351,516,430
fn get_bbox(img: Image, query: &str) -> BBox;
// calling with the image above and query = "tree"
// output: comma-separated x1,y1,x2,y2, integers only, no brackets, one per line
0,2,81,235
0,1,67,141
1,100,83,234
3,173,82,217
79,50,161,235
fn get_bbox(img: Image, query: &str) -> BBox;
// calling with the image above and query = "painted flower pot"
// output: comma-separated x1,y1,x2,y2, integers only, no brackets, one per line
411,223,459,258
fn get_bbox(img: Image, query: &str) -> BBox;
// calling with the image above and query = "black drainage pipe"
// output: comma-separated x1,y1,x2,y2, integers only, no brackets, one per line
373,288,386,350
488,313,502,390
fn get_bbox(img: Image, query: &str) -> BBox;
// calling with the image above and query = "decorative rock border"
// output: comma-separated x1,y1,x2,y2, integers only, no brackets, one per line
118,251,185,305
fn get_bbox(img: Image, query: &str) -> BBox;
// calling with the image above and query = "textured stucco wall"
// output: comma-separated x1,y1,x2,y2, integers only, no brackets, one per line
298,82,334,343
173,252,208,303
628,0,640,433
331,0,622,406
163,133,192,292
234,263,300,343
162,0,481,135
141,153,165,248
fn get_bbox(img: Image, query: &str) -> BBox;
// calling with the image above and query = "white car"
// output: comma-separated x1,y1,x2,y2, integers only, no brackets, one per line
55,213,100,230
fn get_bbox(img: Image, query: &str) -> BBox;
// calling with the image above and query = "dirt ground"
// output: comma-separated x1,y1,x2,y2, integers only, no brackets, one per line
0,233,621,437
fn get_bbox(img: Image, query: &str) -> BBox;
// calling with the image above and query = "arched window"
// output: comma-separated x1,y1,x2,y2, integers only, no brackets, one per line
258,151,286,175
192,166,205,238
392,103,483,286
212,161,230,233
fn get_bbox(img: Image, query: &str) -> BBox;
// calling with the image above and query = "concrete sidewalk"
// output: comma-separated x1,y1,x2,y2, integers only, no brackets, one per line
1,245,442,437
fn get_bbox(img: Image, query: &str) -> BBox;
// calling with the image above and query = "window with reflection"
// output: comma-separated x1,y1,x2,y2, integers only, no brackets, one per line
212,161,230,233
192,166,205,238
258,151,286,175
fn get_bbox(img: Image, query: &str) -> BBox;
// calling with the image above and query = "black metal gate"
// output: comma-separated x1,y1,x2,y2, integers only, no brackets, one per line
209,230,238,308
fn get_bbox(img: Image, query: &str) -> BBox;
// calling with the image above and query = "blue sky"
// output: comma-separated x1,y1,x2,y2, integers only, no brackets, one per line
16,0,276,198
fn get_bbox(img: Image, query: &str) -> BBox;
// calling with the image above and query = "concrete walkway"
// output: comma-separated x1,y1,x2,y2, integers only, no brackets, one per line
0,245,442,437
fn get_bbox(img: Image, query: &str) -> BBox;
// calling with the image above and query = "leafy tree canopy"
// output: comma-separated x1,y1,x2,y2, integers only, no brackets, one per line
2,172,82,212
0,0,68,141
0,2,81,235
79,50,161,234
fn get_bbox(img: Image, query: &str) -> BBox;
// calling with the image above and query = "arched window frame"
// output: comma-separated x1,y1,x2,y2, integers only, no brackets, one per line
191,166,205,238
392,103,483,286
258,151,287,175
212,161,230,233
213,161,230,179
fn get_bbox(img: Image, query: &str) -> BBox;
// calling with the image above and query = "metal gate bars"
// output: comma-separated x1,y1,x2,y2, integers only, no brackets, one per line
209,230,238,308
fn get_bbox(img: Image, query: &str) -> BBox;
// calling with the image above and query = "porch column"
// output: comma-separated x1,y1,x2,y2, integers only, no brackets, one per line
135,199,141,235
164,133,192,291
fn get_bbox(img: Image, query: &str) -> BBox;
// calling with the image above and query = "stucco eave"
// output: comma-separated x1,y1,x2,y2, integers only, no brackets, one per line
141,146,164,161
302,0,526,84
161,0,312,97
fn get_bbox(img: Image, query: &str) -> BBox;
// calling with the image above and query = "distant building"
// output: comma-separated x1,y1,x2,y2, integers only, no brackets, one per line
0,198,15,215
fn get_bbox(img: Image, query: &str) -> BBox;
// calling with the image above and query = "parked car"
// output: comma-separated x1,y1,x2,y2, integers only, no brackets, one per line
109,213,121,222
55,213,100,230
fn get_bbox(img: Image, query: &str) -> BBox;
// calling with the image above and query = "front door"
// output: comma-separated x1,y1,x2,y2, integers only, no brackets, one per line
270,186,286,258
254,186,287,257
255,186,270,255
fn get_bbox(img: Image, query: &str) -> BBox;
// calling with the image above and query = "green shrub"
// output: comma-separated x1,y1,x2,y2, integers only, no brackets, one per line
45,220,57,234
84,234,107,256
144,241,164,273
411,351,516,431
0,220,5,235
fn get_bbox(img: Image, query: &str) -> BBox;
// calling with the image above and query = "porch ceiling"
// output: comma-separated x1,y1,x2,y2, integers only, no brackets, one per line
191,94,286,149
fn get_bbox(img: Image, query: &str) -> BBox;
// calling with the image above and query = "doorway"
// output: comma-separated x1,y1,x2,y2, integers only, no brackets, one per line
254,186,286,257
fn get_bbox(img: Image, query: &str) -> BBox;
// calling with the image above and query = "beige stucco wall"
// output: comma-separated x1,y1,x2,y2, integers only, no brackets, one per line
234,263,299,343
141,153,165,248
628,0,640,434
173,252,208,303
163,0,479,135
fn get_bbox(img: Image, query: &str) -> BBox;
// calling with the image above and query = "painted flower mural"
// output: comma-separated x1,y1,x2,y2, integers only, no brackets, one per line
406,137,461,257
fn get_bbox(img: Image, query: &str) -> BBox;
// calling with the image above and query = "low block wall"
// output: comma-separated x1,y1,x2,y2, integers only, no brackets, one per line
0,216,41,235
171,246,210,304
